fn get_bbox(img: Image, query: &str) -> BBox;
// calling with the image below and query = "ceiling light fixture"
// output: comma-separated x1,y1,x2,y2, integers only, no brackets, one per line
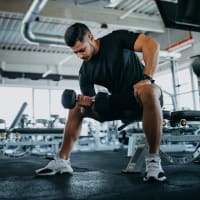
105,0,123,8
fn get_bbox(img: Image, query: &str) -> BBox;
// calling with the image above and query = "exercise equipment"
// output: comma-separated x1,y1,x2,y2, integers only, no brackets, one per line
61,89,77,109
61,89,94,109
19,114,29,128
61,89,111,113
1,102,28,157
170,110,200,127
122,110,200,173
8,102,28,133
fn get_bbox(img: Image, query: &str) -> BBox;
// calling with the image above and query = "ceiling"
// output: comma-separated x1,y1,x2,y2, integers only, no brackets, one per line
0,0,166,88
0,0,163,51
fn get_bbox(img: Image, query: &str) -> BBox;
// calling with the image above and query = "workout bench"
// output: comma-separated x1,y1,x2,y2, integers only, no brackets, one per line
122,110,200,173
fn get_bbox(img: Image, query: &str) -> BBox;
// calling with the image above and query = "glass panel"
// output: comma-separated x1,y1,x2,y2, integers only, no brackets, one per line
34,89,50,119
155,72,174,110
50,89,68,119
0,87,32,127
177,68,195,109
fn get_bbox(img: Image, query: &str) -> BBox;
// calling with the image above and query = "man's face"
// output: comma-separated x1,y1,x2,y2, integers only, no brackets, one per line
71,34,95,61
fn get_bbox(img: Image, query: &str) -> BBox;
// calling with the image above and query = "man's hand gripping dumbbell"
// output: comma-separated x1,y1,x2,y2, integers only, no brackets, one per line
61,89,95,109
61,89,112,114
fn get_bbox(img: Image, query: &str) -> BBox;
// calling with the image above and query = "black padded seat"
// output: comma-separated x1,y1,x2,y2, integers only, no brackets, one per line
0,129,5,133
162,110,171,120
111,110,171,124
171,110,200,122
12,128,64,134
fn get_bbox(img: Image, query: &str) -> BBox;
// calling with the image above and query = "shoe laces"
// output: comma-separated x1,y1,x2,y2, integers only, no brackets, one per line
46,158,64,169
145,157,162,171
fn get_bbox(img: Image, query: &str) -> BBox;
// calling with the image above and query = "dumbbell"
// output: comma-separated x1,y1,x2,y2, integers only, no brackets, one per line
61,89,95,109
61,89,112,115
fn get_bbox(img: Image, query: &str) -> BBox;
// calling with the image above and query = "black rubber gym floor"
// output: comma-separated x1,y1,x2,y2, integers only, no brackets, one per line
0,149,200,200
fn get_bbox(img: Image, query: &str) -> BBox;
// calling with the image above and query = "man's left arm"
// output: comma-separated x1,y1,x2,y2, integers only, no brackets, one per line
132,34,160,98
134,33,160,78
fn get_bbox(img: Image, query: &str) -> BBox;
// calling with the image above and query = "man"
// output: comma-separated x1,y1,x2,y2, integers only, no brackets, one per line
35,23,166,182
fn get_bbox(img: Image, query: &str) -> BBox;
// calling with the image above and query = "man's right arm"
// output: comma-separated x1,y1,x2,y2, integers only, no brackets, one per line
79,73,96,96
78,73,96,107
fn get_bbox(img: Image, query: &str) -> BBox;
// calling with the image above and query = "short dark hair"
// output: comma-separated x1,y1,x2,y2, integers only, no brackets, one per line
64,23,91,47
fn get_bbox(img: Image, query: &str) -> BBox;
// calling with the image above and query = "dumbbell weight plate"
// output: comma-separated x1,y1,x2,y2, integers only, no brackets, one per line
61,89,77,109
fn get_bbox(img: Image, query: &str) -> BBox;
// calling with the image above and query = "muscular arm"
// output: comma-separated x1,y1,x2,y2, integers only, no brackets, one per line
132,34,160,99
133,34,160,78
79,73,96,96
78,73,96,106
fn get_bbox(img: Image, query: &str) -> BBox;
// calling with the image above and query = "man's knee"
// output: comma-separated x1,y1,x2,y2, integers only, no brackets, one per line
138,85,162,105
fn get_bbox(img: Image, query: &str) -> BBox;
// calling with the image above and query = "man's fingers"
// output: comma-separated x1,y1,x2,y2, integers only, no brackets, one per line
78,95,92,106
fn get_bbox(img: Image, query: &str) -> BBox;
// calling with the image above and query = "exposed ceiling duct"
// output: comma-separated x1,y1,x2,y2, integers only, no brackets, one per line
21,0,66,47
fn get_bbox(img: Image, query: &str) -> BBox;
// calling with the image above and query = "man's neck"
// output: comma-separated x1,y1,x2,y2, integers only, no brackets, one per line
94,39,100,55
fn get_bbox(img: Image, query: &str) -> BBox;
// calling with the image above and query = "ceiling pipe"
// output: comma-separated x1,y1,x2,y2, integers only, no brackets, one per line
21,0,66,47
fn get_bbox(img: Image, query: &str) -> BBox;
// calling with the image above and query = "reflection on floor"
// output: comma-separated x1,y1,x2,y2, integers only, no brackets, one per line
0,150,200,200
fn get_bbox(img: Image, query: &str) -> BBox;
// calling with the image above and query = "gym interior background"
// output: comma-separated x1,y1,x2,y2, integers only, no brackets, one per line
0,0,200,200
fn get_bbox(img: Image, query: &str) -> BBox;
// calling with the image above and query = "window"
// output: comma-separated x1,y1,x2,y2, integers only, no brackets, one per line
50,89,68,119
0,87,32,127
177,68,199,109
34,89,50,119
155,72,174,110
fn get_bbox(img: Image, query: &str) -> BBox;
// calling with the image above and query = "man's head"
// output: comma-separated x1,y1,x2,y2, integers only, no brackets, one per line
64,23,97,61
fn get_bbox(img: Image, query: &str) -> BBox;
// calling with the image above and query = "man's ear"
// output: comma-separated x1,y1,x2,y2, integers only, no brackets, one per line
87,33,94,41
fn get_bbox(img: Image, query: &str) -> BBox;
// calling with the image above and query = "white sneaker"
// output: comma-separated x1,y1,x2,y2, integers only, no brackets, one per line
35,157,73,176
144,156,166,182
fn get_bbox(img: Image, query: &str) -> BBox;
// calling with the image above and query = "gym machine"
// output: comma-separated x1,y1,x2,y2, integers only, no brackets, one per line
0,102,65,157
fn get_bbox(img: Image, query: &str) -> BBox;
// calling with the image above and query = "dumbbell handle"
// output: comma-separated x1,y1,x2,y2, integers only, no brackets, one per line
62,89,109,111
77,95,95,107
